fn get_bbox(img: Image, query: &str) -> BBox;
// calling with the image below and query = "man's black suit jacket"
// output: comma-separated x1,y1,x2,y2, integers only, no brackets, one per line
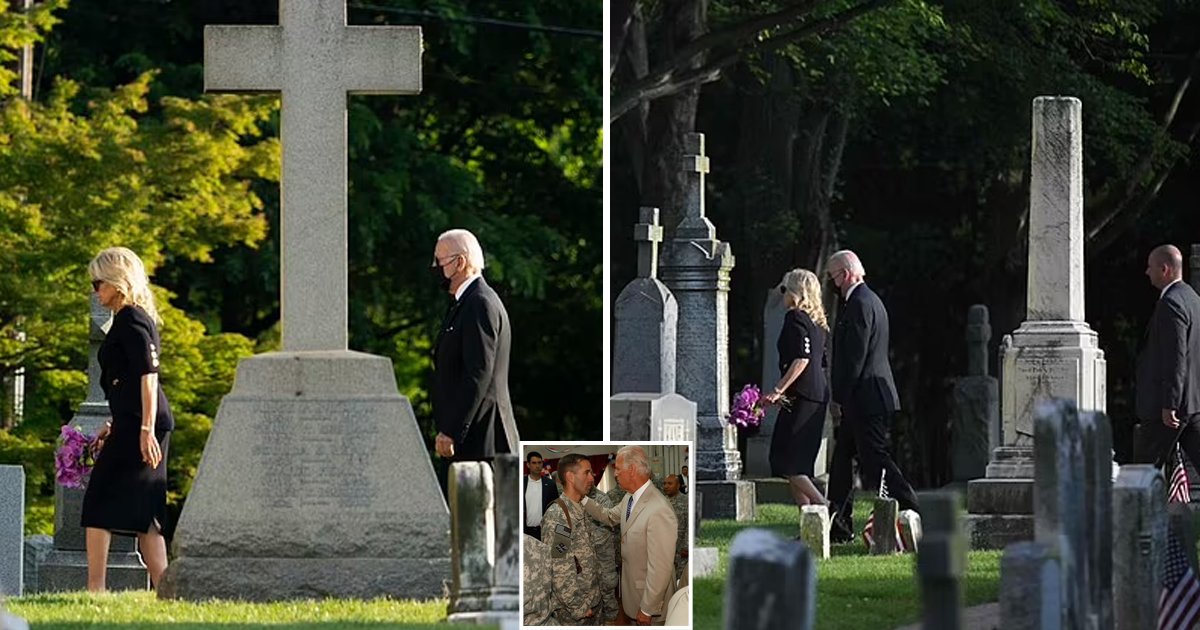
831,283,900,416
522,474,559,520
433,277,520,460
1136,281,1200,421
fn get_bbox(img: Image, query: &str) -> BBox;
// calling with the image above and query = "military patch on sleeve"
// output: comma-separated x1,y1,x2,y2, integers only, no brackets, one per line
551,523,573,559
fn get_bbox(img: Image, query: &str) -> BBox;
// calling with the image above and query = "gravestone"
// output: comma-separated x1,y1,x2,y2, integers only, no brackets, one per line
609,393,696,442
799,505,830,560
916,491,965,630
1031,400,1086,628
1112,465,1165,630
659,132,755,521
965,97,1106,550
0,608,28,630
724,529,815,630
38,295,146,592
447,457,519,625
999,541,1062,629
21,535,50,594
870,498,900,556
693,493,718,577
158,1,449,600
0,466,22,596
612,207,677,395
1079,410,1113,629
950,305,998,482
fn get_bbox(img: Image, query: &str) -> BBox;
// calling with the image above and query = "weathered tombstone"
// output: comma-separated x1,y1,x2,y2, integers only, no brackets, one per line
917,491,966,630
612,207,678,395
724,529,815,630
38,295,145,592
1000,541,1062,630
950,305,998,482
447,458,518,625
659,132,755,521
965,97,1106,550
158,2,448,601
0,466,22,596
21,535,50,594
799,505,830,560
609,393,696,442
1112,465,1165,630
1032,399,1086,628
1079,411,1113,630
693,492,718,577
870,498,901,556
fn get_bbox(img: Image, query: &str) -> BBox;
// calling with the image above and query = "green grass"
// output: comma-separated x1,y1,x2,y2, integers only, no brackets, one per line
6,592,483,629
693,500,1002,630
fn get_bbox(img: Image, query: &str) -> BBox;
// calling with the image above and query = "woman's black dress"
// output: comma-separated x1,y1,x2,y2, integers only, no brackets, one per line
80,305,174,535
769,308,830,478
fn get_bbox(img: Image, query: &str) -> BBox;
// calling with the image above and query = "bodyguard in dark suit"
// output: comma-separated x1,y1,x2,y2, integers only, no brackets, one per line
522,451,559,540
432,229,520,462
1133,245,1200,467
824,250,919,542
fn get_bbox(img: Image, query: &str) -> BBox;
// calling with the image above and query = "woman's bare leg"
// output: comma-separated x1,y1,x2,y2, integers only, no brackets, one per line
137,524,168,588
85,527,112,592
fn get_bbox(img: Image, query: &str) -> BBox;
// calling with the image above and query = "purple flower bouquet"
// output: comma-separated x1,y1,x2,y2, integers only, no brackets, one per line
728,384,767,430
55,425,96,489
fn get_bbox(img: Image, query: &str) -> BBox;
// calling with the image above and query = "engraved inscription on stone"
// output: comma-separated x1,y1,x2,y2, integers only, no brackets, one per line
654,418,688,442
250,401,380,512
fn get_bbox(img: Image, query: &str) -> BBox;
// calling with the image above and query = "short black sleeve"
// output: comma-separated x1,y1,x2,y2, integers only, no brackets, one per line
780,310,813,361
120,308,160,376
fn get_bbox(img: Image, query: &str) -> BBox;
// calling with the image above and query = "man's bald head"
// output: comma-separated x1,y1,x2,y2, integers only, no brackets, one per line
1146,244,1184,290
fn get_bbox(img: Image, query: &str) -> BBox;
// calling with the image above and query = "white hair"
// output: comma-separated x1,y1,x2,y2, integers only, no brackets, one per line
616,445,650,477
437,229,486,271
828,249,866,277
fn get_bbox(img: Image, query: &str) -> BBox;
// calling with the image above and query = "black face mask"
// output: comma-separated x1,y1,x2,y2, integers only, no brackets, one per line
432,265,452,292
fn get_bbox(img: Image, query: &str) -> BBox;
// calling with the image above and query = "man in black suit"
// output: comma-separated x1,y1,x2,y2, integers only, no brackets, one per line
522,451,558,540
432,229,520,462
824,250,920,544
1133,245,1200,468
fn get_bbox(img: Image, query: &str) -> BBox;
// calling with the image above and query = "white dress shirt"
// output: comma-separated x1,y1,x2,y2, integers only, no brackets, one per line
1162,278,1182,300
455,274,482,301
525,475,543,527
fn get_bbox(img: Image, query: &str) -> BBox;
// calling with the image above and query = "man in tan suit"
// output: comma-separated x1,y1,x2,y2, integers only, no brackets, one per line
582,446,679,626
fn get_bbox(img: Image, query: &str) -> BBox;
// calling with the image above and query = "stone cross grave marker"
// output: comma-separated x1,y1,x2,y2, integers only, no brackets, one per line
613,207,678,395
204,0,421,351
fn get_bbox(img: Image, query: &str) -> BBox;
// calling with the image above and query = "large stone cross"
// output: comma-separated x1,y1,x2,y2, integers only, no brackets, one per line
676,133,715,240
205,1,422,351
633,207,663,279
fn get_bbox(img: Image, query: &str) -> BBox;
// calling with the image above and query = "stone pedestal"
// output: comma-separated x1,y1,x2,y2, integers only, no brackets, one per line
609,393,696,442
698,481,756,522
37,295,146,592
158,351,450,600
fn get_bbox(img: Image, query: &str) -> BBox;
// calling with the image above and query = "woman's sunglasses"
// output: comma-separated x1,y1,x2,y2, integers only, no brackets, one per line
91,279,103,291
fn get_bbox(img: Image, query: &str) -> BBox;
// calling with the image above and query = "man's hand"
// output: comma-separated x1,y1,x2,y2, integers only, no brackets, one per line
637,610,652,625
1163,408,1181,430
435,432,456,458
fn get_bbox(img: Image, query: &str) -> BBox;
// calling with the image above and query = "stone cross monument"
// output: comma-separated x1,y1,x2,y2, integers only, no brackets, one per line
612,207,678,394
159,0,451,600
659,132,754,520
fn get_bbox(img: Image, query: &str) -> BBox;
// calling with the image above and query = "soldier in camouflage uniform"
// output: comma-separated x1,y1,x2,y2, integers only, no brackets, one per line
664,474,689,577
540,453,601,625
585,484,621,624
523,534,552,626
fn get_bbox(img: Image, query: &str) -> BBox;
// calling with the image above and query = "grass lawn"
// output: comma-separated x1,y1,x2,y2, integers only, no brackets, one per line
6,592,481,629
692,501,1002,630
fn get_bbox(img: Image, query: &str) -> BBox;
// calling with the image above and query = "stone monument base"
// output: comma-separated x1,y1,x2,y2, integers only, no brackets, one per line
158,351,450,601
37,550,147,592
699,480,756,521
965,447,1035,550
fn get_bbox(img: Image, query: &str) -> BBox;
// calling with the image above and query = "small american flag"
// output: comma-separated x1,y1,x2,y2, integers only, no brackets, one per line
862,469,905,552
1160,445,1200,630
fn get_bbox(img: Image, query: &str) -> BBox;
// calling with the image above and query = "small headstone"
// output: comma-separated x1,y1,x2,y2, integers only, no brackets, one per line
1112,465,1166,630
0,610,29,630
1032,399,1086,628
0,466,23,596
724,529,815,630
490,455,519,616
999,541,1062,629
609,392,696,442
916,492,965,630
799,505,830,560
448,462,499,624
613,207,678,395
870,498,900,556
1079,411,1113,630
21,535,50,593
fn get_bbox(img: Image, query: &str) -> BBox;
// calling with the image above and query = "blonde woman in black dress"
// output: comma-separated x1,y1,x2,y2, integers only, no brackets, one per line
82,247,173,591
763,268,832,524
